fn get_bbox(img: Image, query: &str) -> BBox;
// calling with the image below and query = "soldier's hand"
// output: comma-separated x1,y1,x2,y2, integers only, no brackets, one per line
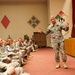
16,48,19,51
65,23,69,27
23,46,26,49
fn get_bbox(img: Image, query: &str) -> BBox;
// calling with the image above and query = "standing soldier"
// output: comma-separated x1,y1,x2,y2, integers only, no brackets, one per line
45,16,69,69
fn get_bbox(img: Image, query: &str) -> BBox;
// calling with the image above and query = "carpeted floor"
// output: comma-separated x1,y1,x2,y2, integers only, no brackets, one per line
23,48,75,75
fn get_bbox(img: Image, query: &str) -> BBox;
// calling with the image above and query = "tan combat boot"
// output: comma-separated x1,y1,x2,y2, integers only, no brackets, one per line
56,62,60,69
63,62,68,69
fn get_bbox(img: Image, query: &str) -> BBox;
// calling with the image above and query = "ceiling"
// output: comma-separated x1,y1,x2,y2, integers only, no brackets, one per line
0,0,47,3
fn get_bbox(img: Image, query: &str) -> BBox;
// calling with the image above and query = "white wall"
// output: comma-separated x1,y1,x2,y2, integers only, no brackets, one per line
62,0,72,38
0,2,48,40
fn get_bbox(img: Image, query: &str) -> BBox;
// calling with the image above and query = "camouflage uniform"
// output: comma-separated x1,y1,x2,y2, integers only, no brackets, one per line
15,67,30,75
0,45,9,63
45,22,69,62
0,39,30,74
0,62,7,73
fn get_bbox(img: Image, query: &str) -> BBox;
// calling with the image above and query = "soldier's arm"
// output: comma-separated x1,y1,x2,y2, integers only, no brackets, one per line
6,45,14,52
44,25,51,35
44,29,51,35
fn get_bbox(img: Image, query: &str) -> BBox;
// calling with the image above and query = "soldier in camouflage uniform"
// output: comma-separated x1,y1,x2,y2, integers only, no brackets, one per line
45,16,69,69
0,38,11,63
0,38,5,56
0,38,30,75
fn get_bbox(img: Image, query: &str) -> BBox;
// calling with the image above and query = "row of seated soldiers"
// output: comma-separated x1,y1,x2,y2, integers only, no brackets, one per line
0,37,38,75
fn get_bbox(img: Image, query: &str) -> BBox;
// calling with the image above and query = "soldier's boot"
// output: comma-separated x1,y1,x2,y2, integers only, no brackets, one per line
63,62,68,69
21,58,27,66
23,58,27,62
56,62,60,69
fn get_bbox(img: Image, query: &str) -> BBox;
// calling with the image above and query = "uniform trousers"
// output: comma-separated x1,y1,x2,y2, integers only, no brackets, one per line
52,41,67,62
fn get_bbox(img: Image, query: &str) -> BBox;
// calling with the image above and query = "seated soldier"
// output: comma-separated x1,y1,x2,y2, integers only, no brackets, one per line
24,34,29,41
5,40,15,52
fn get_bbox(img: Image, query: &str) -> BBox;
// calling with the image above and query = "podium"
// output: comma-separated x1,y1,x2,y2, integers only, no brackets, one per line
33,32,46,47
64,38,75,57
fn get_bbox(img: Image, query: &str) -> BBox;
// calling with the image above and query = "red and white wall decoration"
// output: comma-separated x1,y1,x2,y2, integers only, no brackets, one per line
1,15,10,29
